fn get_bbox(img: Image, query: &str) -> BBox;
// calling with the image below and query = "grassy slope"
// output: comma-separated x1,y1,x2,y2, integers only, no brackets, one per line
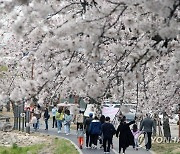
152,143,180,154
54,138,79,154
0,144,44,154
0,138,79,154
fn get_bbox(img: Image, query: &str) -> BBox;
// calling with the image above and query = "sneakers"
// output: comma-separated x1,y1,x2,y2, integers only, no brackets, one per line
58,131,61,133
91,145,97,149
99,145,103,149
66,133,69,135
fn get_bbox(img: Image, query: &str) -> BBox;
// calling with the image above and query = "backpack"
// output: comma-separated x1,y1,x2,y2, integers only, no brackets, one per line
56,112,64,120
48,114,50,119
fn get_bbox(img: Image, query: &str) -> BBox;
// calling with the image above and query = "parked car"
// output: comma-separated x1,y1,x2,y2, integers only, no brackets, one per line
123,112,136,122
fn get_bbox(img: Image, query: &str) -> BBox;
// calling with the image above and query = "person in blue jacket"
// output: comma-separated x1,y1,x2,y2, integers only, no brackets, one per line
89,116,101,149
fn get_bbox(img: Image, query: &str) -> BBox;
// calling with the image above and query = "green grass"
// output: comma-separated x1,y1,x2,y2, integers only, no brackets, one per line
54,138,79,154
152,143,180,154
0,143,44,154
0,138,79,154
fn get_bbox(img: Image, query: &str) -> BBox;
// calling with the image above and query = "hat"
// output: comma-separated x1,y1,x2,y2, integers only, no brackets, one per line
89,113,93,117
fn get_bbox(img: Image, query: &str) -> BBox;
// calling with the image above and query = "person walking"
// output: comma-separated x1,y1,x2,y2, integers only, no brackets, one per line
31,113,37,130
76,110,84,131
84,113,93,148
55,107,64,133
77,124,84,149
153,113,158,136
116,116,135,154
99,115,105,148
140,113,155,151
89,116,101,149
163,111,171,141
101,116,116,154
64,109,72,135
44,107,50,130
131,123,141,150
52,105,57,128
32,104,41,130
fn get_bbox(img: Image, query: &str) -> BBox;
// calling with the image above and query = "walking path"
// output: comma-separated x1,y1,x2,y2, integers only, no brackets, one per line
32,120,152,154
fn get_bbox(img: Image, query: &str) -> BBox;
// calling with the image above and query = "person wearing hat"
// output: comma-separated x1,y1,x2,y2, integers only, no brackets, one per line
84,113,93,148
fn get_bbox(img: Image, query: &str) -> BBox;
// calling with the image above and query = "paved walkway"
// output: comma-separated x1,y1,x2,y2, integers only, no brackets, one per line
31,120,152,154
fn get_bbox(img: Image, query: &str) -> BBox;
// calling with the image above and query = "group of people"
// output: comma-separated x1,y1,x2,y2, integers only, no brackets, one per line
29,104,161,154
81,113,156,154
30,104,73,135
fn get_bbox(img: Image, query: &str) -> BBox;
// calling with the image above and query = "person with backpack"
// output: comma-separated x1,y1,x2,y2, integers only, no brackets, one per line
101,116,116,154
64,109,72,135
84,113,93,148
76,110,84,131
55,107,64,133
89,116,101,149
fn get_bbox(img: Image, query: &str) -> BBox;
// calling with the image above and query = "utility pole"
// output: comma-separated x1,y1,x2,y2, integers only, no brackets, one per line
31,62,34,80
136,83,139,112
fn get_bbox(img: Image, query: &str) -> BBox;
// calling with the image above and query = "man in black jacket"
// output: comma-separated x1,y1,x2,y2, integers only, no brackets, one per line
102,116,116,154
84,113,93,148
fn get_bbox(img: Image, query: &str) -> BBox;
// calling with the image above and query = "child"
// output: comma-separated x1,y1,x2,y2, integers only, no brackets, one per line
131,123,141,150
77,124,84,149
31,114,37,130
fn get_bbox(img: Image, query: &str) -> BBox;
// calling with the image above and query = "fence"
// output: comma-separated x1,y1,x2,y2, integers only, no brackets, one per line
13,102,30,134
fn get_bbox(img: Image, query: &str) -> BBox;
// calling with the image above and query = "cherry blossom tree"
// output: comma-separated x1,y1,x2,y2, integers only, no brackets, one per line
0,0,179,112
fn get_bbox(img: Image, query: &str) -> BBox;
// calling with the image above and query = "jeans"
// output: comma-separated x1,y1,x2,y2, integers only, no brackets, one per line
34,119,39,130
57,120,62,131
52,116,57,128
45,119,48,130
134,138,138,148
65,124,70,134
37,119,40,129
33,123,36,130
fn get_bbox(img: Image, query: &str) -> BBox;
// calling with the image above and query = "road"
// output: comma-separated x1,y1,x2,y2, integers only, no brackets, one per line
32,119,152,154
